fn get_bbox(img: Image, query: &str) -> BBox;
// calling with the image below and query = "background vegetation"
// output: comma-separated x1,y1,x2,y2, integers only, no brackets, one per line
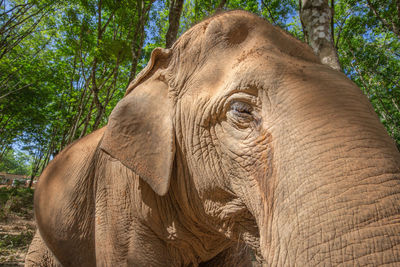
0,0,399,179
0,187,35,264
0,187,33,221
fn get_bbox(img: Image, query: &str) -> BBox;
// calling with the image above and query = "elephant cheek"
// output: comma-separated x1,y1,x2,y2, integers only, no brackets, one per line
251,132,276,260
240,131,276,236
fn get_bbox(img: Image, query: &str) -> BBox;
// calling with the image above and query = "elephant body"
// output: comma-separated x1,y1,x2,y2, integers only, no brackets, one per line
26,10,400,266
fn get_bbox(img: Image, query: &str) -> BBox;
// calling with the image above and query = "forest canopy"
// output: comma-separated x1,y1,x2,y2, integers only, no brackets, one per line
0,0,399,177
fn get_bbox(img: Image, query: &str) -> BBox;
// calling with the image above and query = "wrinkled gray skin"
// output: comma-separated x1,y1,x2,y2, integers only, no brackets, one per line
26,11,400,266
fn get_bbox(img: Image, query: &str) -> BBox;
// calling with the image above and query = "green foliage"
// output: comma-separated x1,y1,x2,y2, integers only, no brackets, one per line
335,0,400,146
0,150,31,175
228,0,260,14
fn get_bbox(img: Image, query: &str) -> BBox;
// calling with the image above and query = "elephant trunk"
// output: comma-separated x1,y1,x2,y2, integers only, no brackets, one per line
258,68,400,265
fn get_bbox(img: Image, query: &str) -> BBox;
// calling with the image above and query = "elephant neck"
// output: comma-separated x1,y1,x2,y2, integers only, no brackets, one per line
143,148,233,265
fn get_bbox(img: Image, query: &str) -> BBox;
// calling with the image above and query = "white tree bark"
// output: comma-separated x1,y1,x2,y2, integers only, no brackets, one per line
300,0,341,71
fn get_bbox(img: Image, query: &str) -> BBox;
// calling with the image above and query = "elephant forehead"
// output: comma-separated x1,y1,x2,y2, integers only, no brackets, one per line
194,11,318,63
171,11,319,97
181,46,300,100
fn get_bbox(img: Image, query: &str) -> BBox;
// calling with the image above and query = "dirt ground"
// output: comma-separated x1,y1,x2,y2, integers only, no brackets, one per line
0,216,36,266
0,187,35,266
0,215,35,266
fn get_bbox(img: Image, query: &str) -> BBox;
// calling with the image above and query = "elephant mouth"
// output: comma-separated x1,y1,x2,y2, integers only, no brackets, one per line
230,208,262,260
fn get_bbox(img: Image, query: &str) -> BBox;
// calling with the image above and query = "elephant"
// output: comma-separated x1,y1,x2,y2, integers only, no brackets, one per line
25,10,400,266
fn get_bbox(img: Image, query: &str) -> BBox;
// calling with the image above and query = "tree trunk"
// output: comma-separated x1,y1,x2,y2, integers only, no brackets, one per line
300,0,341,70
216,0,228,11
28,151,44,188
165,0,184,48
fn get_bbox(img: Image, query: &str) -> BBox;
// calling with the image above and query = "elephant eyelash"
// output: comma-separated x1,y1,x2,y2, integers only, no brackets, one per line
230,101,253,116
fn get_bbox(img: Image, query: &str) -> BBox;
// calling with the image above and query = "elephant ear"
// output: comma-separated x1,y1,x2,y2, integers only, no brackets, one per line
100,48,174,196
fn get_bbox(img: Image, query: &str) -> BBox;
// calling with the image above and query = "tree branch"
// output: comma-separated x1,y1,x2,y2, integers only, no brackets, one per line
334,11,351,49
0,83,33,100
216,0,228,11
261,0,277,25
366,0,400,38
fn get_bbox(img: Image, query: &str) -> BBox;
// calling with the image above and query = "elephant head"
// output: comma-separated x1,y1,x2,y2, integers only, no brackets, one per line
100,10,400,265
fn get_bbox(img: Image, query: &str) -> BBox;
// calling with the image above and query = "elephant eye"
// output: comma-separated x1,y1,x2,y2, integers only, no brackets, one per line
230,101,253,116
